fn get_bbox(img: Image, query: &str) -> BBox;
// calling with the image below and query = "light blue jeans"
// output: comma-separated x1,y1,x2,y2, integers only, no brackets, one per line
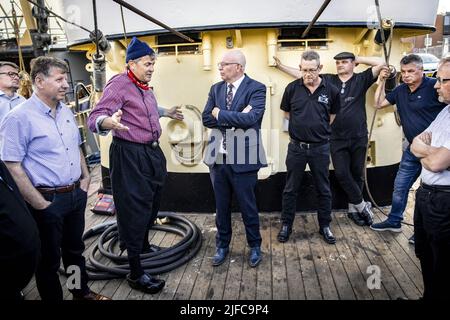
388,147,422,223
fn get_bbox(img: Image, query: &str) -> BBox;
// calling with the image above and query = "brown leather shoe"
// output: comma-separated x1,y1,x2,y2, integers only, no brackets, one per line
73,291,111,300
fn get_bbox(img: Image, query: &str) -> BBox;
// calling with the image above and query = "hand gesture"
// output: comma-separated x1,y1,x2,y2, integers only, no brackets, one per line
109,110,129,131
166,106,184,120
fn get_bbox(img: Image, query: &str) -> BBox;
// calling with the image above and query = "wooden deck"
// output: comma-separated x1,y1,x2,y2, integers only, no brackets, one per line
23,165,422,300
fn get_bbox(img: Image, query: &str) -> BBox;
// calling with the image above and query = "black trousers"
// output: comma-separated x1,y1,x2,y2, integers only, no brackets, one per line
330,136,368,205
281,142,332,228
110,138,167,266
0,248,39,300
29,188,89,300
414,185,450,300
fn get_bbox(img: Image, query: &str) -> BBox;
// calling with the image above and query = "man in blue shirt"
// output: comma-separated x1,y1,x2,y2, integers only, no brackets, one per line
371,54,446,237
0,57,109,301
0,61,25,128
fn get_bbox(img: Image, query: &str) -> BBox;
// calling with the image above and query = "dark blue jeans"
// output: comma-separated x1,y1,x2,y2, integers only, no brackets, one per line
30,187,89,300
281,142,332,228
388,147,422,223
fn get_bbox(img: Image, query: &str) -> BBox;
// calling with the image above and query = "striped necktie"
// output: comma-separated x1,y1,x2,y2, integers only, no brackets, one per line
226,83,234,109
222,83,234,151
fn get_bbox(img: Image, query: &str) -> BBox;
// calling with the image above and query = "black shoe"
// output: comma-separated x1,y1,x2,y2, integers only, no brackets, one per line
277,224,292,243
358,202,374,226
212,247,229,266
347,211,366,226
142,244,162,254
126,273,165,294
319,227,336,244
248,247,262,267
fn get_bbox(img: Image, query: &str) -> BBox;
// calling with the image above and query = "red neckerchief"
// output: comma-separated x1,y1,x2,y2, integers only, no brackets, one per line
127,68,149,90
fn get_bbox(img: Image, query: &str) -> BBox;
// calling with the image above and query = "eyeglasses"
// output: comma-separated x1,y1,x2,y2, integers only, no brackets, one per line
217,62,240,68
300,67,320,74
436,77,450,84
0,71,21,79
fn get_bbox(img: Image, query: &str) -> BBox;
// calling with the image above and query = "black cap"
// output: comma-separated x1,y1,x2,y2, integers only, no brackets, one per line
333,52,355,60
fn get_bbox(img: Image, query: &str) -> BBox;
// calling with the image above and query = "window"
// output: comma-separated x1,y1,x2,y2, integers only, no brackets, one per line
444,14,450,36
156,32,201,55
278,27,328,49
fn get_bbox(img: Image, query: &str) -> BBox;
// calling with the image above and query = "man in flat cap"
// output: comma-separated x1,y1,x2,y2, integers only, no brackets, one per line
88,37,181,293
274,52,386,227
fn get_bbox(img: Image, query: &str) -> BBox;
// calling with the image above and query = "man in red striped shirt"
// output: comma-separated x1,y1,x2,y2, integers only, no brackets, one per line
88,37,181,294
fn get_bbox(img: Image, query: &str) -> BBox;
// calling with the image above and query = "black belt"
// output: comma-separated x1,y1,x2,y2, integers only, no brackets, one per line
36,180,80,194
113,137,159,149
290,138,329,149
421,183,450,193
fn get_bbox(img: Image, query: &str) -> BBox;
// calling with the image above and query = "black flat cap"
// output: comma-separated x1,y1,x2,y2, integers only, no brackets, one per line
333,52,355,60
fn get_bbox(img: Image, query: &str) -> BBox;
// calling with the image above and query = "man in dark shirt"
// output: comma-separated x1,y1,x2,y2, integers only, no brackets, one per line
277,50,341,244
274,52,385,226
0,160,40,300
371,54,446,238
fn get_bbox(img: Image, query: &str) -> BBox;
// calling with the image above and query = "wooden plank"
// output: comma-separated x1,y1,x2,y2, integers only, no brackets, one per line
269,216,289,300
344,215,406,299
330,212,376,300
223,216,245,300
283,218,306,300
334,211,390,300
372,208,420,270
293,214,322,300
303,214,339,300
312,214,356,300
255,214,272,300
23,277,36,296
173,215,212,300
206,213,240,300
362,218,422,299
158,215,203,300
189,214,217,300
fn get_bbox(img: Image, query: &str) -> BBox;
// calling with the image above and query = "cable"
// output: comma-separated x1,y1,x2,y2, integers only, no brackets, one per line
92,0,99,58
81,212,202,280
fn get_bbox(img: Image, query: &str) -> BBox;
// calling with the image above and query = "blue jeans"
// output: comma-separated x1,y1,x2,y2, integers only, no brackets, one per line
388,147,422,223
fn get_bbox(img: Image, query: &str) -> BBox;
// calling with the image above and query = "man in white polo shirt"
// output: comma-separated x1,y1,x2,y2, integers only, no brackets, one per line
411,56,450,300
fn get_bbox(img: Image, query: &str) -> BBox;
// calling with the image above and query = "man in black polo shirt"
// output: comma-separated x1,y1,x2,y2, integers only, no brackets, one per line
274,52,385,226
0,160,40,300
277,50,340,244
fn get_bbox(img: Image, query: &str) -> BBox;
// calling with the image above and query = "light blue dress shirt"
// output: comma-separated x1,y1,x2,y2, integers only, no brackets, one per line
0,93,82,187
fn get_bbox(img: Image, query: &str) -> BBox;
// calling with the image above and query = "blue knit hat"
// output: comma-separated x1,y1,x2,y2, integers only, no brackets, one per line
126,37,155,63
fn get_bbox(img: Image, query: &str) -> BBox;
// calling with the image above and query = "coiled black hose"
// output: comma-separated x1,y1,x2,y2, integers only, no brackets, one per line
82,213,202,280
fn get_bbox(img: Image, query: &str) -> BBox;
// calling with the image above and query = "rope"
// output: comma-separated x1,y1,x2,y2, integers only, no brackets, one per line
365,0,413,226
120,5,128,47
10,1,24,71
